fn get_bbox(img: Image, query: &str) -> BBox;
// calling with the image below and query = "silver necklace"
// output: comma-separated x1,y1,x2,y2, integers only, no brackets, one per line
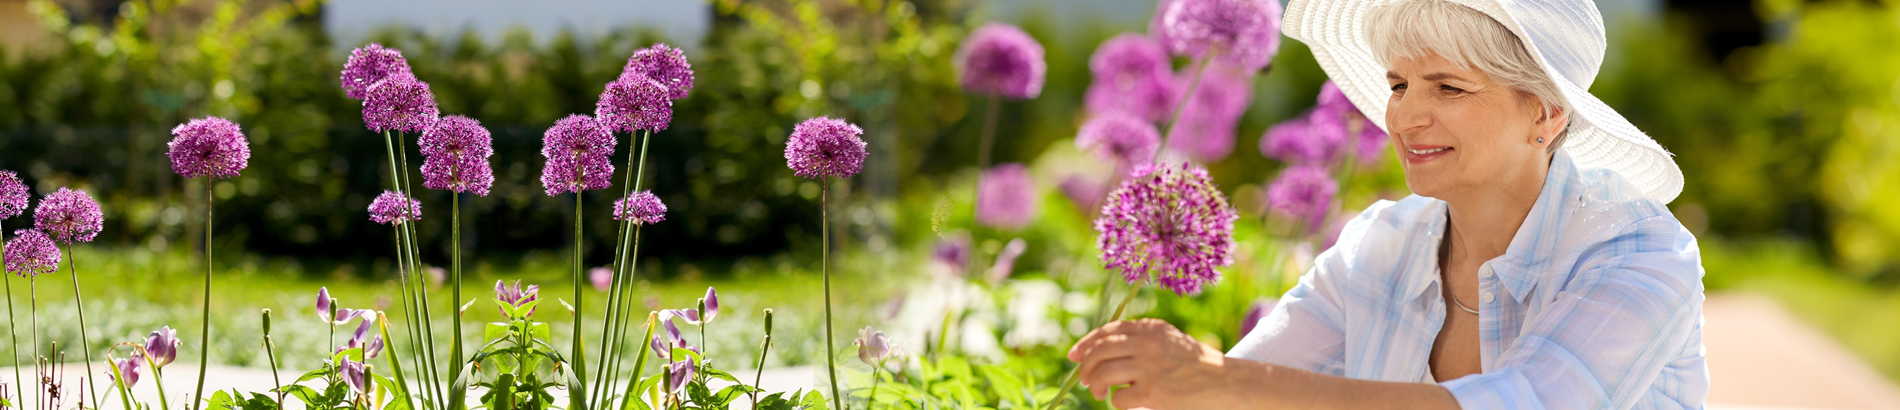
1449,294,1480,315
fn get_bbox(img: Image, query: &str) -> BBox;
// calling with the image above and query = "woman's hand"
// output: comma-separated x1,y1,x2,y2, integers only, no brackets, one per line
1067,318,1250,409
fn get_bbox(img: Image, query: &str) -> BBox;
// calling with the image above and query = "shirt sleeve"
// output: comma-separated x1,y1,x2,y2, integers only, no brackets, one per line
1224,200,1397,376
1441,215,1708,410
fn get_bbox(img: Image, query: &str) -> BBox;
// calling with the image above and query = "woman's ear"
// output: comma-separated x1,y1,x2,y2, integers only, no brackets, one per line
1533,103,1567,146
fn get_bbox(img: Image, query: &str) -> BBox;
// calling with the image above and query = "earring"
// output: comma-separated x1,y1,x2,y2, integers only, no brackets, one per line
1536,137,1545,144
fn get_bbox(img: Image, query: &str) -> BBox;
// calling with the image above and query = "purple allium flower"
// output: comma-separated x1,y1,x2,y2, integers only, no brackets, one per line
4,229,59,278
589,267,613,292
1259,115,1342,165
976,163,1039,230
1260,81,1385,166
1148,0,1179,54
113,354,143,388
619,44,695,100
595,78,673,133
854,326,899,366
540,114,617,196
1085,34,1176,122
143,326,180,368
362,78,440,134
0,170,26,221
1076,113,1162,167
1160,0,1283,72
986,237,1027,282
367,191,422,225
783,116,868,180
1167,63,1253,162
495,280,540,317
932,233,971,277
954,23,1047,99
1239,297,1277,338
1094,162,1238,296
1315,81,1390,163
419,115,496,196
34,188,102,244
340,43,416,100
167,117,251,179
1266,165,1337,231
612,191,668,226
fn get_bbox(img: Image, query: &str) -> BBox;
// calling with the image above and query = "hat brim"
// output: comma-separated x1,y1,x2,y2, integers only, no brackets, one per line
1283,0,1684,203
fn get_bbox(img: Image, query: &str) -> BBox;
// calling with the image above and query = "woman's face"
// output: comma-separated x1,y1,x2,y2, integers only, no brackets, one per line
1384,53,1561,200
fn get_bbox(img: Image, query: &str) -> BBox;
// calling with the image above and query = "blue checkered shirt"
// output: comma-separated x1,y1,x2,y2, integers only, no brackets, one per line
1228,151,1708,409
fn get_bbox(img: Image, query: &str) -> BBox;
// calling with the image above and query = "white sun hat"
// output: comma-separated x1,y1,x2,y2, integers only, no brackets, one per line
1283,0,1684,203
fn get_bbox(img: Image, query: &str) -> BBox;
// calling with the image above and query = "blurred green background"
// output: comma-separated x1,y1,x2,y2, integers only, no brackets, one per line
2,0,1899,393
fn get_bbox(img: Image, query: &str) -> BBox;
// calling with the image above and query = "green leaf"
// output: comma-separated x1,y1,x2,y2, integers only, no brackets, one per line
801,390,826,410
702,368,741,384
532,322,552,341
281,385,322,408
207,390,235,410
485,322,511,342
294,367,331,384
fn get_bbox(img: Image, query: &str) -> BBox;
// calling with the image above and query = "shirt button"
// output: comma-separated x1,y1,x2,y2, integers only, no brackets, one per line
1482,292,1496,303
1480,267,1495,278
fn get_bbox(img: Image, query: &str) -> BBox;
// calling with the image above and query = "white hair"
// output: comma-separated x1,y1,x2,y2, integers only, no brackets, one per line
1364,0,1575,149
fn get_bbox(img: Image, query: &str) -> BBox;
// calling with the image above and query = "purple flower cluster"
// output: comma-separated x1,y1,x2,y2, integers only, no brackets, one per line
620,44,695,101
540,115,617,196
783,116,868,180
1094,162,1237,296
167,117,251,179
1085,34,1176,122
976,163,1040,230
613,191,668,226
1076,113,1162,167
1260,81,1388,165
367,190,422,225
595,77,673,133
1158,0,1283,72
1265,165,1337,231
419,115,496,196
4,229,59,278
35,188,102,244
0,170,26,221
363,79,440,134
931,233,971,276
340,44,416,100
1166,63,1254,162
954,23,1047,99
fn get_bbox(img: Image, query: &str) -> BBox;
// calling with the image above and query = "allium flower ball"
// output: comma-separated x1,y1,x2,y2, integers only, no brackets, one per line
619,43,695,100
167,117,251,179
595,78,673,133
953,23,1047,99
419,115,496,196
783,116,868,179
540,114,617,196
34,188,103,244
367,191,422,225
1085,34,1176,122
4,229,59,278
0,170,27,220
1259,81,1386,166
1094,162,1238,296
1160,0,1283,72
612,191,667,226
975,163,1039,230
1076,113,1162,166
340,43,416,100
1166,63,1253,162
362,78,440,134
1266,165,1337,231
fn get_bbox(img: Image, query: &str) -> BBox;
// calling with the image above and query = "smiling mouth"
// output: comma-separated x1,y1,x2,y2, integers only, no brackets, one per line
1407,147,1451,155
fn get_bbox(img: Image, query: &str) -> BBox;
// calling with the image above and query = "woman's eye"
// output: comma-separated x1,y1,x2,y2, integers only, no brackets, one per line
1438,84,1466,93
1390,83,1407,92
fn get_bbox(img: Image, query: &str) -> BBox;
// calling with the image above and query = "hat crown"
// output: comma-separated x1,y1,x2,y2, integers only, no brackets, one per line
1481,0,1608,89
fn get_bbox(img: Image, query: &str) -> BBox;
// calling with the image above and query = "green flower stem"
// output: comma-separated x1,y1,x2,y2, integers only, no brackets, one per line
618,313,657,410
867,366,883,410
385,130,443,407
569,195,590,410
1043,282,1138,410
378,314,416,410
393,226,434,409
264,329,283,405
140,348,172,410
1153,52,1216,164
111,359,133,410
449,192,465,410
191,178,213,410
3,223,25,409
595,129,651,410
749,310,773,407
821,177,840,410
63,242,99,408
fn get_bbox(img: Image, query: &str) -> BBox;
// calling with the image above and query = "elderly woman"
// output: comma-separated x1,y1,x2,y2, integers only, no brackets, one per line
1064,0,1706,408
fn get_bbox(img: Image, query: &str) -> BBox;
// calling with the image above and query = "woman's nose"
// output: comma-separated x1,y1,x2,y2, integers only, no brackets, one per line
1386,92,1432,135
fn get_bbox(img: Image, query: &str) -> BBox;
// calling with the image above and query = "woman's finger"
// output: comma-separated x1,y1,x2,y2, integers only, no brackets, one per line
1084,356,1145,400
1067,319,1141,361
1109,381,1155,410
